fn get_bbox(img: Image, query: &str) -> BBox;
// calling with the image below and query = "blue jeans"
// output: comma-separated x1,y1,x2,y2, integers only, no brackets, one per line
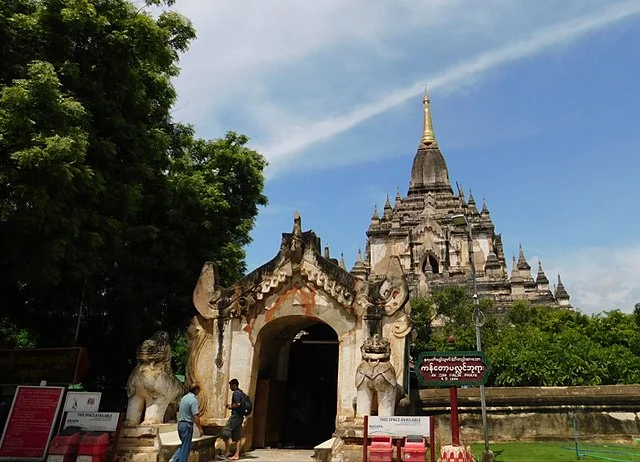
172,421,194,462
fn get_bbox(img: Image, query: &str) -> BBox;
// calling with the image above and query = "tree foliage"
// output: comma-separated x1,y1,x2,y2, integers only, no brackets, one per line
489,303,640,386
0,0,267,388
410,288,640,387
410,286,499,357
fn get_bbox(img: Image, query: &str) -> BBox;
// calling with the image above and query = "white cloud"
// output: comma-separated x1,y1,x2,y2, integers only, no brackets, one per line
478,241,640,315
542,245,640,314
172,0,467,122
257,0,640,173
167,0,640,176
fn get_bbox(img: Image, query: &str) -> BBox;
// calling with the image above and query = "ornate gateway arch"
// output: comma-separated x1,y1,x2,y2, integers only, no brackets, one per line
186,213,413,448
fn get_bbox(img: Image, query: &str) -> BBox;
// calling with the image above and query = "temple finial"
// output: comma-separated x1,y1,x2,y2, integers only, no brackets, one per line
421,85,437,147
292,211,302,236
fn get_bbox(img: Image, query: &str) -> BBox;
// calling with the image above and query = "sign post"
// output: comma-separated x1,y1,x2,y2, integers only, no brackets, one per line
362,415,368,462
449,386,460,445
416,337,492,449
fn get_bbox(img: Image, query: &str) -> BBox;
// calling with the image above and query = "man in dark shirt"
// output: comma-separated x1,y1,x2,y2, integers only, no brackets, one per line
221,378,244,460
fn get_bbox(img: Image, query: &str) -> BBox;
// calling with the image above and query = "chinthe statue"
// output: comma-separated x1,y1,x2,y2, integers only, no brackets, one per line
124,330,186,426
354,334,397,416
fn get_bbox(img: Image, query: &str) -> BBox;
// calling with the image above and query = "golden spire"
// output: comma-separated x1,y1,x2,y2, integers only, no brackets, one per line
421,86,437,147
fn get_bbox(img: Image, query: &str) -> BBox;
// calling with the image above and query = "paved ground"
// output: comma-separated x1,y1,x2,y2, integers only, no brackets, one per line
237,449,316,461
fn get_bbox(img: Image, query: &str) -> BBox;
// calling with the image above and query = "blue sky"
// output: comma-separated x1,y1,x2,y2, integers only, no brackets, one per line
168,0,640,314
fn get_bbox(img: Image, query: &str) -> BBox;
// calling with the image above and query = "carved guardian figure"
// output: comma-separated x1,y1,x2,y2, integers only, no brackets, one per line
124,331,186,426
355,334,397,416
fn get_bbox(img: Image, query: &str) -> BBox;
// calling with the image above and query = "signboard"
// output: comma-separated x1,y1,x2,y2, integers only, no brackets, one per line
0,386,65,460
0,348,89,385
63,392,101,413
416,351,492,387
368,416,431,438
63,412,120,432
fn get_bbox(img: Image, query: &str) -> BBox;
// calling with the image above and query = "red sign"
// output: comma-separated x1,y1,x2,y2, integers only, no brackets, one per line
0,386,65,460
416,351,492,387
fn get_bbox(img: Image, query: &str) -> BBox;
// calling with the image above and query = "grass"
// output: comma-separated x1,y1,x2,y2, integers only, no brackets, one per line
467,442,640,462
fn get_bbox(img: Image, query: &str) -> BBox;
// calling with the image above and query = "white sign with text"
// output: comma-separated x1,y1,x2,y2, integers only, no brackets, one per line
63,412,119,432
367,416,431,438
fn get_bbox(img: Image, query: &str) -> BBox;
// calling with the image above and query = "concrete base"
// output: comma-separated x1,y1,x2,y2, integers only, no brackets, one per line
116,424,215,462
333,442,367,462
313,437,336,462
439,445,474,462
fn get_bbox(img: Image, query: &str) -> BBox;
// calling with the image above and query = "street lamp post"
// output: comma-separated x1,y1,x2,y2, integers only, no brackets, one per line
452,214,494,462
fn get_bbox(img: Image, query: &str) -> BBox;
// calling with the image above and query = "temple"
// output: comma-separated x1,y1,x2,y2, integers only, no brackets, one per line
362,88,571,311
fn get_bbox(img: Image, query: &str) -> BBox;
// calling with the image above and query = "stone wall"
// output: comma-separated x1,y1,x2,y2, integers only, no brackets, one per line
418,385,640,445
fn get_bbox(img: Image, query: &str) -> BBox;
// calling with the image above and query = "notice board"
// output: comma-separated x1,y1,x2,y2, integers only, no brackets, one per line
0,348,89,385
0,386,65,461
367,416,432,438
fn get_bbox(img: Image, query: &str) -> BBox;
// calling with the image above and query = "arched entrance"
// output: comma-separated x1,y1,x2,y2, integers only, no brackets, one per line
252,317,338,449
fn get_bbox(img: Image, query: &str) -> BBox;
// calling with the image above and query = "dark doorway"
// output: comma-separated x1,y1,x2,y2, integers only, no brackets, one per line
423,254,440,274
280,323,338,448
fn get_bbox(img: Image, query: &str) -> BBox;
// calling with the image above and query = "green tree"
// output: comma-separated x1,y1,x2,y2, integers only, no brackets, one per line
0,318,36,348
410,286,499,357
489,305,640,386
409,297,433,358
0,0,267,388
633,303,640,328
413,290,640,387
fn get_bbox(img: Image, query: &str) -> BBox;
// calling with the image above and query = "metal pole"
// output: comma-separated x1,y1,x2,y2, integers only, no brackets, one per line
74,278,87,346
467,221,494,462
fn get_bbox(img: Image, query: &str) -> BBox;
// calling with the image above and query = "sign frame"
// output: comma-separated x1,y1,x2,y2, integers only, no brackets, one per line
63,412,120,432
367,416,432,438
416,350,492,388
0,385,65,461
0,348,89,386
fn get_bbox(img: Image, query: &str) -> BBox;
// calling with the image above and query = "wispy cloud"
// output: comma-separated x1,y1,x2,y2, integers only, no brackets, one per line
260,1,640,172
167,0,640,182
544,244,640,314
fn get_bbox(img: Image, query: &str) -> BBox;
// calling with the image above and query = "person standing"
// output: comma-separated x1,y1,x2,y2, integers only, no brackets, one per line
221,378,244,460
171,383,204,462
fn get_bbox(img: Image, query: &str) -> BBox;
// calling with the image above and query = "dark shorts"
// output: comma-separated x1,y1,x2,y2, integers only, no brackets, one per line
221,414,244,442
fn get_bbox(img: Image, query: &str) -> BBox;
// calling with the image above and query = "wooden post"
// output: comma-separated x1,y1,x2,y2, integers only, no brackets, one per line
111,412,125,462
363,415,368,462
449,386,460,446
430,416,436,462
396,438,401,461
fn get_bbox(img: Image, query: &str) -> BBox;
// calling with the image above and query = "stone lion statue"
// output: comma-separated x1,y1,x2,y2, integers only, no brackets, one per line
353,334,411,417
124,330,187,426
355,334,398,417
